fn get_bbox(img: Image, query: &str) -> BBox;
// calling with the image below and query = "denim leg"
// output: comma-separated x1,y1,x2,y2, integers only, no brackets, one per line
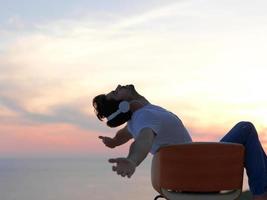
220,121,267,195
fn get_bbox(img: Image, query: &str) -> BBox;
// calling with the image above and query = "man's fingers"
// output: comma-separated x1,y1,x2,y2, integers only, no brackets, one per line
109,158,119,173
127,171,133,178
108,157,135,178
112,166,117,171
117,168,125,176
99,136,108,146
108,158,118,163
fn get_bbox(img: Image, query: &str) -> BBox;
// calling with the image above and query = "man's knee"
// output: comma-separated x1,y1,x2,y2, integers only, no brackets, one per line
238,121,254,128
237,121,256,134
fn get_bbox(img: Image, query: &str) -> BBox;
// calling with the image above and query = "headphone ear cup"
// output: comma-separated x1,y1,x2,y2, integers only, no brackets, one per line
106,101,130,122
119,101,130,113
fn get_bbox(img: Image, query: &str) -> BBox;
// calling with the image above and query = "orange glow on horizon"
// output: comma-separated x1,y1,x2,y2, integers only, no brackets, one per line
0,123,108,156
0,119,266,157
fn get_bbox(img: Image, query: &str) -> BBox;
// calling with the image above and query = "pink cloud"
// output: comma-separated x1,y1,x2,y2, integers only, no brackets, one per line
187,123,228,142
0,123,113,157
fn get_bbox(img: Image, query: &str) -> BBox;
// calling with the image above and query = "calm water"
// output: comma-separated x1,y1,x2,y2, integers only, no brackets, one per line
0,155,158,200
0,155,249,200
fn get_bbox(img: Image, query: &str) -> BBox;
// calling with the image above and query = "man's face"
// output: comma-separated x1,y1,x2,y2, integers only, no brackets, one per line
106,84,135,101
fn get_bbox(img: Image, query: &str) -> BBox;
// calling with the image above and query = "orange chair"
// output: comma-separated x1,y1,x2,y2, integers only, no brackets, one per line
151,142,245,200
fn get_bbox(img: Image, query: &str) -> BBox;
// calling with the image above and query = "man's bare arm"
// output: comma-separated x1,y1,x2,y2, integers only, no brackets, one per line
99,126,132,148
127,128,155,166
108,128,155,178
113,125,133,146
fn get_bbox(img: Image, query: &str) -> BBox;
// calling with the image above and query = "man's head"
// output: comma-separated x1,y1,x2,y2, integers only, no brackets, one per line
92,84,139,127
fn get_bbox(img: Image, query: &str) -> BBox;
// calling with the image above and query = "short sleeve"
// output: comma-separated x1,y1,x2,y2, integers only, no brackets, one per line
132,110,161,137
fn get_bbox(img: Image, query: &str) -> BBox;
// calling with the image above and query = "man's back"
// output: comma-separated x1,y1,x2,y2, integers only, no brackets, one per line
127,104,192,154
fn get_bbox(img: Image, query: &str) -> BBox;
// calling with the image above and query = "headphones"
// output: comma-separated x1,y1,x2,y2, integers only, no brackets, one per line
107,101,130,121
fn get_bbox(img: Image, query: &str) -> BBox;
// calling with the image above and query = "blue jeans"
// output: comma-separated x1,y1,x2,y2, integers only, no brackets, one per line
220,121,267,195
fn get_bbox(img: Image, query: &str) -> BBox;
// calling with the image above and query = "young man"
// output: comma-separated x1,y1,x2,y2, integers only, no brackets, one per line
92,84,267,200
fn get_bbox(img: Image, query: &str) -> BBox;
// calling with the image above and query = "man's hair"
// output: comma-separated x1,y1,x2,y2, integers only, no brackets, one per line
92,94,132,127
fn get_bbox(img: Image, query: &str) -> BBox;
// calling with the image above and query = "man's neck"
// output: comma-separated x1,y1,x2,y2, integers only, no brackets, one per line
130,97,150,112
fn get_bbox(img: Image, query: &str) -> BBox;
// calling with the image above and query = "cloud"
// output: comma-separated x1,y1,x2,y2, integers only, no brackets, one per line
7,15,25,29
110,1,192,30
26,104,107,132
0,96,24,114
0,95,112,134
1,0,267,139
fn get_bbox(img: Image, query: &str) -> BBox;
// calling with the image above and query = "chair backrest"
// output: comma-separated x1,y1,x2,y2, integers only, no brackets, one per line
151,142,245,194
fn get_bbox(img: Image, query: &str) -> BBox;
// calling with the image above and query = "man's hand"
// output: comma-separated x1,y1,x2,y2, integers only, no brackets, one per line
108,158,136,178
99,136,117,148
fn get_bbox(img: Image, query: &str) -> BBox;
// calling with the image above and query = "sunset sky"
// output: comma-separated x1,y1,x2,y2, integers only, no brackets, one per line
0,0,267,157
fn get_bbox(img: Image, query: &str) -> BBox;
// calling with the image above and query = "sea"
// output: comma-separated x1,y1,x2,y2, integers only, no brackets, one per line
0,155,249,200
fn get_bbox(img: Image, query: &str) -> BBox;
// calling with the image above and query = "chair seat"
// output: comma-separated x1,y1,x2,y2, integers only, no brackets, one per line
151,142,245,200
